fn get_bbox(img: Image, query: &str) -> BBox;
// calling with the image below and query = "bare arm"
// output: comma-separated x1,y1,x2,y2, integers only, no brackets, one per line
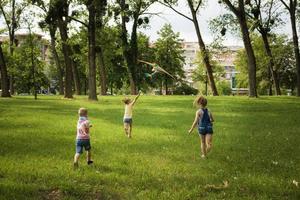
131,92,141,105
188,110,200,134
209,112,214,123
82,121,91,135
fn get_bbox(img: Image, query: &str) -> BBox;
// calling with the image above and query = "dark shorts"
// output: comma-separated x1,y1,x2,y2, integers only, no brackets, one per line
123,118,132,124
198,125,213,135
76,139,91,154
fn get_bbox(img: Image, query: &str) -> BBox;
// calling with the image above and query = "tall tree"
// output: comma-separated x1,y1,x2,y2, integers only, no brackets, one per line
0,42,10,97
46,0,73,98
235,34,296,94
95,0,108,95
246,0,282,95
97,26,127,94
220,0,258,97
116,0,155,95
155,24,185,95
86,0,98,100
161,0,219,96
0,0,27,95
32,0,65,95
279,0,300,96
69,0,108,99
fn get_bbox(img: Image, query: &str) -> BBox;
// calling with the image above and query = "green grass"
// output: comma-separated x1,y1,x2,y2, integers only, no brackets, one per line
0,95,299,199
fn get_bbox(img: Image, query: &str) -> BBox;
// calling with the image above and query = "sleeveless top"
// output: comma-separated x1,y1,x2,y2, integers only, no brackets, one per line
124,103,133,119
198,108,211,127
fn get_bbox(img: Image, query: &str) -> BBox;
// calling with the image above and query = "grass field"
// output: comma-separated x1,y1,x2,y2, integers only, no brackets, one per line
0,95,299,200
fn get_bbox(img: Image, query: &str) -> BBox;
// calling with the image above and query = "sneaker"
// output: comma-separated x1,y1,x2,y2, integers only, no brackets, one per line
87,160,93,165
201,154,206,159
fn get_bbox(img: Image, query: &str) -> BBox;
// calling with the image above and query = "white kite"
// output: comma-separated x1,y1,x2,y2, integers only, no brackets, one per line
138,59,176,79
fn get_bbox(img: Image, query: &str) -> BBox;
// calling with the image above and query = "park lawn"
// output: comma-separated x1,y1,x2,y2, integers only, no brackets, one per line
0,95,299,200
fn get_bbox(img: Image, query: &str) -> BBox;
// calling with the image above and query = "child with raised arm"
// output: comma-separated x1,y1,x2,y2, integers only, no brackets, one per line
122,92,141,138
188,96,214,158
74,108,93,168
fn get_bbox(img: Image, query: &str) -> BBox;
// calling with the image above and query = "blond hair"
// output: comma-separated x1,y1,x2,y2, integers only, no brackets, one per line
78,108,88,117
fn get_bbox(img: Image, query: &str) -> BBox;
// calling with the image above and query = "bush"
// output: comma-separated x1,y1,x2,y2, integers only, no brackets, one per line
173,83,198,95
217,80,231,95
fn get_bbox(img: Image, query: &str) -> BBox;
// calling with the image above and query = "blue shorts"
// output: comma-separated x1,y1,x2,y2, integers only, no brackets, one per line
76,139,91,154
198,125,213,135
123,118,132,124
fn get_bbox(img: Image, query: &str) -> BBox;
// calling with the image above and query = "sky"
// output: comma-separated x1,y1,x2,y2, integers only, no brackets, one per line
136,0,293,46
141,0,236,44
1,0,293,46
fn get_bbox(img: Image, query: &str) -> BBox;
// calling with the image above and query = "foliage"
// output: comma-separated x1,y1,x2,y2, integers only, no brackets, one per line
234,34,296,94
192,49,226,95
216,80,231,95
154,24,185,92
2,36,49,94
97,25,127,93
173,83,198,95
136,32,156,91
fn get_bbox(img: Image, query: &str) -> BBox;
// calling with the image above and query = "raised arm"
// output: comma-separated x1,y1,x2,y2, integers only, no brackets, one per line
131,92,141,105
188,110,200,134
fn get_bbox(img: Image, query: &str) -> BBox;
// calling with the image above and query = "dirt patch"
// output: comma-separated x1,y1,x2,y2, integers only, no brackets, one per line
43,189,63,200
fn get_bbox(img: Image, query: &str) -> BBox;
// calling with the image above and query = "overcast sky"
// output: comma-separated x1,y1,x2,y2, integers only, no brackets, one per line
137,0,292,46
1,0,293,46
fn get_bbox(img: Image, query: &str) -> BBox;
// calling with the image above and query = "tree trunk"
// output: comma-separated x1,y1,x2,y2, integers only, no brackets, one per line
120,0,137,95
72,60,81,95
268,67,273,96
0,43,11,97
223,0,257,97
238,14,257,97
49,27,64,95
165,77,168,95
128,14,139,95
87,1,98,100
290,9,300,96
187,0,218,96
160,80,163,95
8,0,16,95
98,47,107,95
261,30,281,95
57,18,73,98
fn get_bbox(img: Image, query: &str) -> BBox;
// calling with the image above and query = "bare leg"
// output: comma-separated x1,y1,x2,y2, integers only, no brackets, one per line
74,153,80,168
206,134,213,153
87,150,92,162
74,153,80,163
200,134,207,158
124,123,129,136
128,123,132,138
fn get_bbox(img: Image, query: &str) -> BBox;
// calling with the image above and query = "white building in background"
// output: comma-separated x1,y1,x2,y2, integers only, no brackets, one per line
181,41,242,89
0,29,50,62
181,42,199,87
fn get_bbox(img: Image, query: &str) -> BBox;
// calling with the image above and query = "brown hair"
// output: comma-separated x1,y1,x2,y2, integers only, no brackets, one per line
194,96,207,107
122,97,131,104
78,108,88,117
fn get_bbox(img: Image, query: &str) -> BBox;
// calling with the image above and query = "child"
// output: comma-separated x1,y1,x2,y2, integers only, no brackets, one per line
188,96,214,158
122,92,141,138
74,108,93,168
